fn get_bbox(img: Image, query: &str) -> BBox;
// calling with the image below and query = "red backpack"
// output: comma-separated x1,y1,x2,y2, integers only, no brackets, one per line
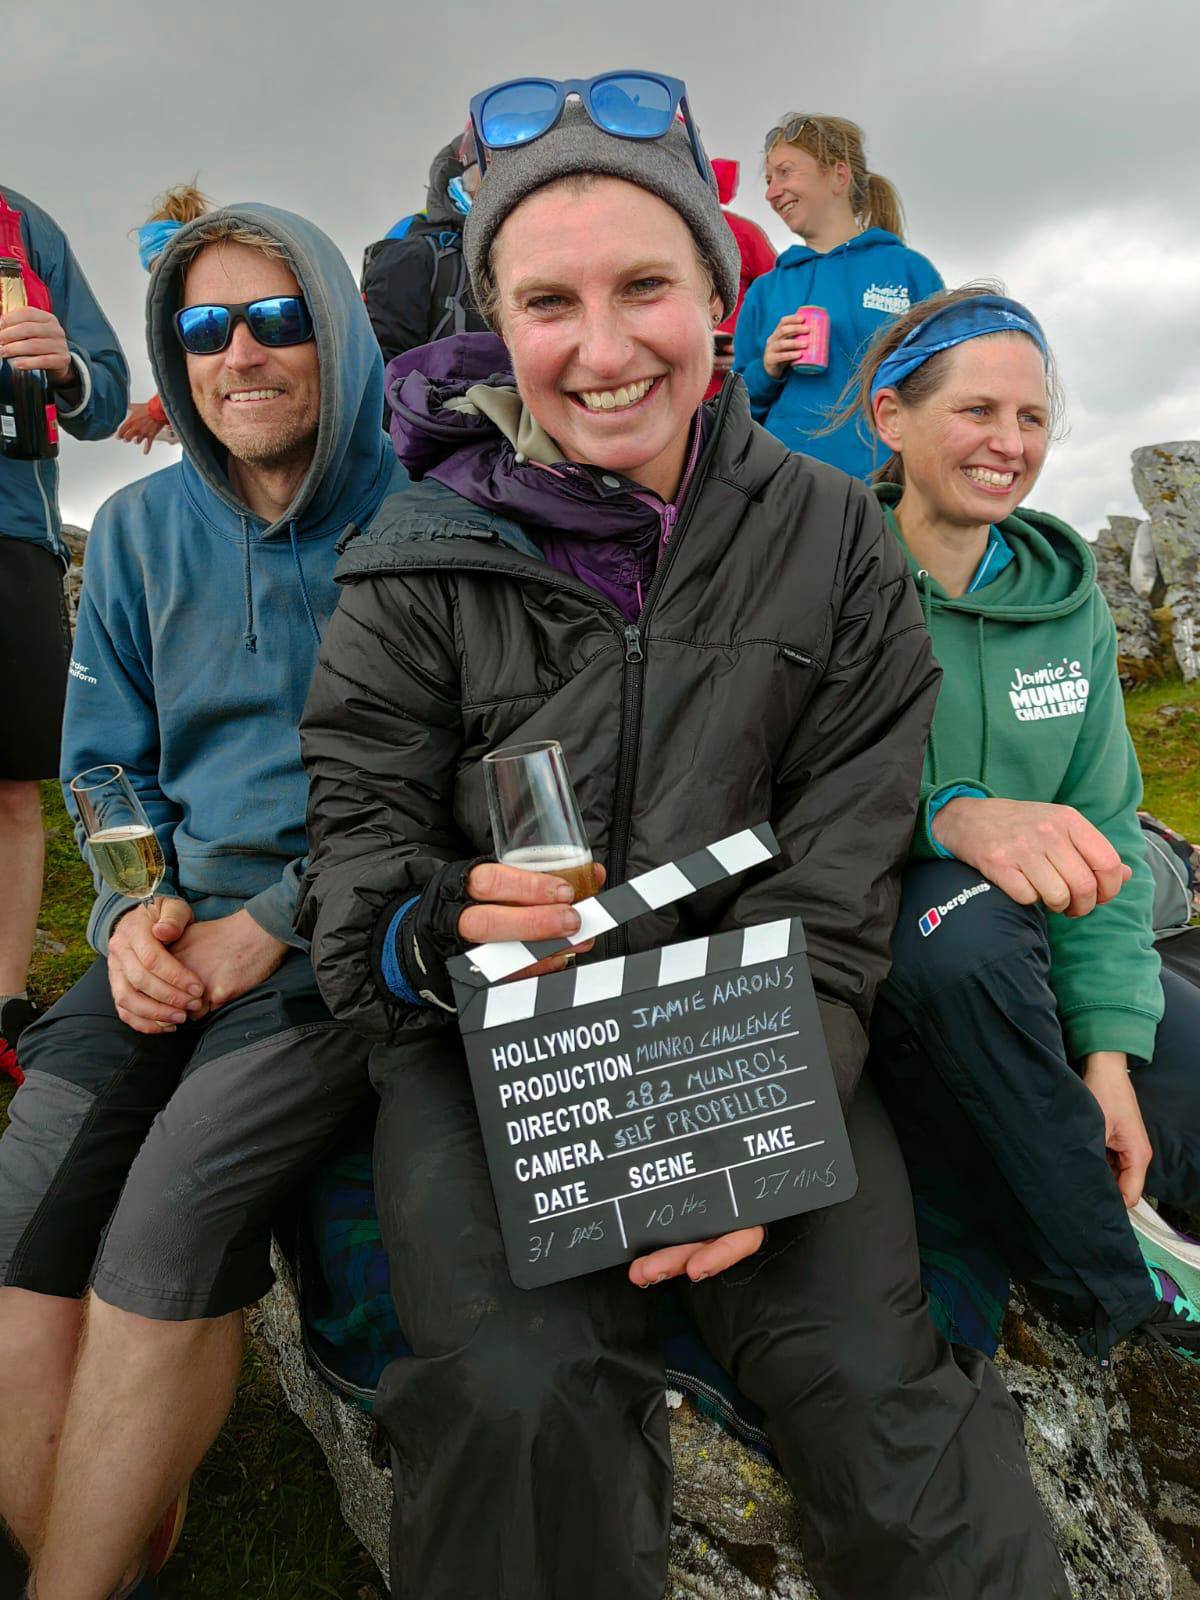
0,189,59,449
0,190,54,312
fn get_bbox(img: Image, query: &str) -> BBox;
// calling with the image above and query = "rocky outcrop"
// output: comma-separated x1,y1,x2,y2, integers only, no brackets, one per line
1094,443,1200,685
61,522,88,628
1132,443,1200,684
1093,513,1163,685
257,1247,1200,1597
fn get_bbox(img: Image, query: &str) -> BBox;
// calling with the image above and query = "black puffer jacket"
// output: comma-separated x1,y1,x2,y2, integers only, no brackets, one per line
297,384,940,1094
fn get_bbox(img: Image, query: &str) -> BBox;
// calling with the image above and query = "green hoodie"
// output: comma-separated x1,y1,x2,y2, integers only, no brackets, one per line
876,483,1162,1063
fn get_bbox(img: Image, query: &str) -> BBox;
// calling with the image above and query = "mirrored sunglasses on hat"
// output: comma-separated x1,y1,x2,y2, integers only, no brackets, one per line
469,71,709,184
174,295,314,355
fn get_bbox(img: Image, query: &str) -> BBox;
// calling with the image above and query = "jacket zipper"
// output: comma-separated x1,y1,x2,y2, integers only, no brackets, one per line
603,383,735,911
663,1365,772,1455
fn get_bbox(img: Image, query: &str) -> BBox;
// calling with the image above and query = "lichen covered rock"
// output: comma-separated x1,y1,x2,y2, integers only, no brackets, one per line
258,1250,1200,1597
1093,516,1163,686
1131,443,1200,682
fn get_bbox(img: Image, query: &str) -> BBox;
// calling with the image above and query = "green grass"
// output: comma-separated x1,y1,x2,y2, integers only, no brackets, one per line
1123,678,1200,842
156,1340,380,1599
1,788,383,1598
25,782,94,1009
3,683,1197,1594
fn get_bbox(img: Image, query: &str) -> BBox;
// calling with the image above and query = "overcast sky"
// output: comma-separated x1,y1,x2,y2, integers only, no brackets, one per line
11,0,1199,535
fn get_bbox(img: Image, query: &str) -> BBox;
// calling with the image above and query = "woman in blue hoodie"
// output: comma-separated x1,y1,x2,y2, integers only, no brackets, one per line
734,114,942,478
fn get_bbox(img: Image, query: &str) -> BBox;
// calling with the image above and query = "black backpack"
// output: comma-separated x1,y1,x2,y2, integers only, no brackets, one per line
1139,811,1200,936
421,230,472,342
361,228,474,344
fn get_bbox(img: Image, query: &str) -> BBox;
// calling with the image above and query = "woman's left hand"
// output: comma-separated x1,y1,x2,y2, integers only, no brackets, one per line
1083,1051,1152,1208
629,1226,764,1287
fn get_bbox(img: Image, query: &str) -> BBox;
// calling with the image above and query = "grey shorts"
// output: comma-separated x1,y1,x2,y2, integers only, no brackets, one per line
0,951,371,1319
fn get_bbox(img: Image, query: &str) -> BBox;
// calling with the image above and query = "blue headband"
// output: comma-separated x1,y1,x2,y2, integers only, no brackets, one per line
137,219,184,272
869,294,1048,401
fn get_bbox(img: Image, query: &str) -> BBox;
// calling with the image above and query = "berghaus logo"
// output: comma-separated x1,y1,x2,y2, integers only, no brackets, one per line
918,881,991,936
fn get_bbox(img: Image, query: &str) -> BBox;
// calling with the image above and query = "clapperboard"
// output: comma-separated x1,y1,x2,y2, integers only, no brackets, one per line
447,825,858,1289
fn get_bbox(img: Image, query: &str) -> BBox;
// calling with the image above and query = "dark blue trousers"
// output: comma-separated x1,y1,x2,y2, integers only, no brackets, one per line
871,860,1200,1350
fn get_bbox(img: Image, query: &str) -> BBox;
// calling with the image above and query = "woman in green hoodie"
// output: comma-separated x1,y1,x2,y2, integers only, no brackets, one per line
850,284,1200,1366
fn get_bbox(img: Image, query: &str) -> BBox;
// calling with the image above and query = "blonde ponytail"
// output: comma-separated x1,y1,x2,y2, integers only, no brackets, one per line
863,172,905,241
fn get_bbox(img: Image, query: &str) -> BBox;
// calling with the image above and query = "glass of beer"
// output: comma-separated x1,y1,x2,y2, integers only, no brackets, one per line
69,764,166,908
483,740,599,900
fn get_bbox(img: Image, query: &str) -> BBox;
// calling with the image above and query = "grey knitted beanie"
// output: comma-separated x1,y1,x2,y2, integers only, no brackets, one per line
463,99,741,321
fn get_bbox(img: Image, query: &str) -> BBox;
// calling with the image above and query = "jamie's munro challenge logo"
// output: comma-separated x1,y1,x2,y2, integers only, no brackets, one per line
862,282,912,314
1008,658,1089,723
918,879,991,937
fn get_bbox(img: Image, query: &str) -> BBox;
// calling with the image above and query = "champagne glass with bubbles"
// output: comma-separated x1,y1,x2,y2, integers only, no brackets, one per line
483,740,599,901
69,764,166,911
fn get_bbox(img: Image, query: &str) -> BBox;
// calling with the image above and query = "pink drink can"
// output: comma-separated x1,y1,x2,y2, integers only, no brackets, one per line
792,305,830,373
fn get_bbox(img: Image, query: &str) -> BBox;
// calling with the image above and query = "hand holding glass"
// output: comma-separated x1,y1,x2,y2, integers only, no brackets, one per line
69,764,165,908
483,741,599,901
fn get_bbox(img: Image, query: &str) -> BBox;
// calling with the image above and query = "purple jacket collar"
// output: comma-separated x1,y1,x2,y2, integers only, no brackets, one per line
384,333,705,621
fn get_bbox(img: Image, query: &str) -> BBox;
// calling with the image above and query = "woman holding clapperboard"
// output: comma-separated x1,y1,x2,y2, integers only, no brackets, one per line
297,78,1068,1599
840,284,1200,1368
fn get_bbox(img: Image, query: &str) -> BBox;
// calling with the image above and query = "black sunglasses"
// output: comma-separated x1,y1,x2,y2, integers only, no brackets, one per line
174,295,314,355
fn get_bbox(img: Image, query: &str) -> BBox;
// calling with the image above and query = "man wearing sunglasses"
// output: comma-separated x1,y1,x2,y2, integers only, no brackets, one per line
0,205,405,1600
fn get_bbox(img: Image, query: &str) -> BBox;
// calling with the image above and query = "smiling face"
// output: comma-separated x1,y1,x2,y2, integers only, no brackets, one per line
489,177,721,500
181,240,320,471
764,140,848,238
874,335,1050,527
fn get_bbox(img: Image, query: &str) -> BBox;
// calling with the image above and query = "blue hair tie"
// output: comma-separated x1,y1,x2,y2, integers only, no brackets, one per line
870,293,1048,401
137,219,184,272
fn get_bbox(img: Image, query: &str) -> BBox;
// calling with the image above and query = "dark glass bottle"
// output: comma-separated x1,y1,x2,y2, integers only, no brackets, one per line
0,257,58,460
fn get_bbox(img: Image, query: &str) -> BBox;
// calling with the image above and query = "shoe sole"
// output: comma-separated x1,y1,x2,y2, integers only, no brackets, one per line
1130,1197,1200,1312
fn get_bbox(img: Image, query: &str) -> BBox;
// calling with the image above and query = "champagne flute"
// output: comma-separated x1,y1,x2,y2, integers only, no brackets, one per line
69,764,166,911
483,740,600,900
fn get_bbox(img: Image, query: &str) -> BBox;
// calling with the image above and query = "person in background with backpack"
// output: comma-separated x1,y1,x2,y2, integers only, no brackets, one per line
362,129,488,364
734,113,942,478
847,283,1200,1369
117,182,213,453
0,186,128,1086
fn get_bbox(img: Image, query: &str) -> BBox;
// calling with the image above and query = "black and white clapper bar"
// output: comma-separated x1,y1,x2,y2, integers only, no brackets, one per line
447,824,858,1289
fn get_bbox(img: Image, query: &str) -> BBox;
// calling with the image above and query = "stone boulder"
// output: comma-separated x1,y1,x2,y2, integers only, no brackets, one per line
257,1246,1200,1597
1132,443,1200,683
1093,514,1163,686
61,522,88,630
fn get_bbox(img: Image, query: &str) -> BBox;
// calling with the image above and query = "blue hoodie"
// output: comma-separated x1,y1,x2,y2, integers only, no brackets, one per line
0,186,129,560
62,204,407,953
733,227,942,480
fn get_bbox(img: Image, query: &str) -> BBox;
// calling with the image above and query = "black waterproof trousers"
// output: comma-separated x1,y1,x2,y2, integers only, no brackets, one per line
371,1046,1068,1600
872,860,1200,1350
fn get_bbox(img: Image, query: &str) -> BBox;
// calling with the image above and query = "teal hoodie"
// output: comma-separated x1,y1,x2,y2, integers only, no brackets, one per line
734,228,942,479
62,204,406,952
876,484,1162,1063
